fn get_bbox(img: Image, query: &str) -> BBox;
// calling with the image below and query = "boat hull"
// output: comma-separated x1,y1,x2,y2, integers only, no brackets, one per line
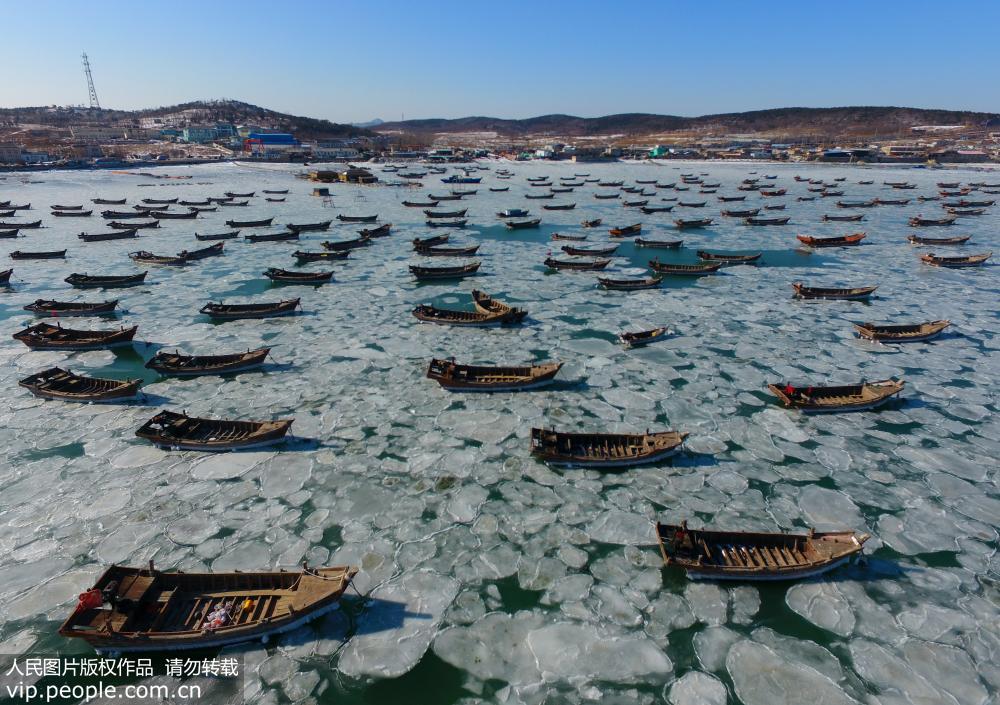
685,554,855,581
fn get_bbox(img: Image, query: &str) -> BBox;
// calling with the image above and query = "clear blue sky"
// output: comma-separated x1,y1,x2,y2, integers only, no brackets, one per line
2,0,998,122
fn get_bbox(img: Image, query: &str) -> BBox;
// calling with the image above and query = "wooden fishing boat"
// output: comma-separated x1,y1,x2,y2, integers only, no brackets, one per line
598,276,663,290
744,216,788,225
470,290,528,322
136,410,292,451
103,211,149,219
768,378,904,412
543,203,576,210
24,299,118,316
109,221,158,229
875,198,910,206
264,268,333,284
294,249,350,262
133,204,170,211
530,428,687,468
428,193,463,201
640,206,674,214
796,233,866,247
594,193,620,200
359,223,392,238
792,283,877,300
619,326,669,347
696,250,762,263
1,219,41,228
581,219,602,228
200,299,300,320
337,214,378,223
12,322,138,350
598,181,623,187
207,197,235,204
718,195,746,202
286,220,332,232
759,189,786,197
937,182,960,188
823,214,865,222
321,236,370,251
0,227,19,238
425,209,467,218
266,198,285,202
655,182,676,189
10,249,67,260
721,208,759,217
426,359,562,391
52,209,93,217
609,223,641,236
649,259,722,275
4,203,31,210
409,262,480,279
92,198,126,205
426,219,467,228
551,233,586,242
79,229,138,242
763,204,786,211
497,209,529,218
263,189,289,194
66,272,148,289
224,191,254,198
246,231,299,243
416,244,481,257
675,218,714,229
821,190,845,197
219,200,250,207
142,198,178,204
180,243,225,261
0,268,11,285
412,304,510,327
152,210,198,220
906,234,970,246
146,347,271,376
920,252,991,268
945,207,986,216
544,257,610,271
129,251,188,266
624,199,649,207
634,238,682,248
413,234,449,248
504,218,541,229
226,217,273,228
525,193,555,200
958,199,995,207
678,201,706,208
528,182,552,187
403,200,439,207
854,320,950,343
489,187,509,192
561,244,618,256
195,231,239,241
909,216,955,226
179,200,211,207
656,522,869,580
550,187,574,193
19,368,141,402
797,196,816,202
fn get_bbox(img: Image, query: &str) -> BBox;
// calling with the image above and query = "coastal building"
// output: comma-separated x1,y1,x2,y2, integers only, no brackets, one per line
243,132,300,157
312,145,360,160
182,126,219,143
0,143,22,163
21,151,52,164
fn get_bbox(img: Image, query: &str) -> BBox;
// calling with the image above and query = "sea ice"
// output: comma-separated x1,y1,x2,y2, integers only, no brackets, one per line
338,570,458,678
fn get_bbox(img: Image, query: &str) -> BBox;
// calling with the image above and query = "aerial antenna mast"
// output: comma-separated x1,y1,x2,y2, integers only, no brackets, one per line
82,52,100,109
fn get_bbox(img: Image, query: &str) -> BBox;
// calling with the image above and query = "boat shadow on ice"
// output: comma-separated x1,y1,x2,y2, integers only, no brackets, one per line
349,597,433,636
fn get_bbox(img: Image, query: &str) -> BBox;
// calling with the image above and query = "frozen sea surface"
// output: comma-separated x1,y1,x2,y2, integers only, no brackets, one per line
0,160,997,704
